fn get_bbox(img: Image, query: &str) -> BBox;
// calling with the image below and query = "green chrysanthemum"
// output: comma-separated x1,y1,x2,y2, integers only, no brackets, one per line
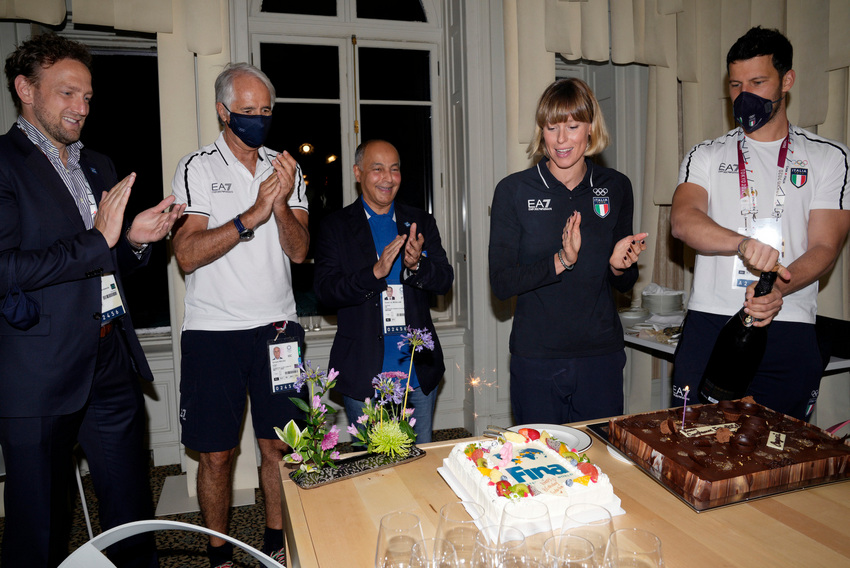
368,421,412,459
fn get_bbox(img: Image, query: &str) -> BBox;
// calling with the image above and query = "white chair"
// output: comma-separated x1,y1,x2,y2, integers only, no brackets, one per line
58,519,282,568
0,445,92,539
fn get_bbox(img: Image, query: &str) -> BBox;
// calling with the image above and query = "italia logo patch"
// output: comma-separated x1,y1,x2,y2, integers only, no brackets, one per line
789,168,807,188
593,196,610,218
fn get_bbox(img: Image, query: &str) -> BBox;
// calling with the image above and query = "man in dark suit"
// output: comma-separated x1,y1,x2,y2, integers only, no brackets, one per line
314,140,453,443
0,33,184,567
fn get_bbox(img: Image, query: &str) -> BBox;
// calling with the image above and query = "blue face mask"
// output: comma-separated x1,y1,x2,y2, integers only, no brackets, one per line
733,91,784,132
223,104,273,148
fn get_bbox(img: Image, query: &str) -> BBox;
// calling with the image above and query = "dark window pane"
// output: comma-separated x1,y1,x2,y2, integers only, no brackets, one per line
360,104,432,213
261,43,340,100
82,53,169,329
261,0,337,16
265,103,344,317
356,0,426,22
359,48,430,101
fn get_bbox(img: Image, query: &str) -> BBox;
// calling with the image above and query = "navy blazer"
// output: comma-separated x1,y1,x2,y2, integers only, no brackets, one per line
0,125,153,418
314,199,454,399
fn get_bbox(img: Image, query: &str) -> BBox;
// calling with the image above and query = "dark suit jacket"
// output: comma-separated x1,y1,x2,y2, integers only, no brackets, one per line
314,199,454,399
0,125,153,418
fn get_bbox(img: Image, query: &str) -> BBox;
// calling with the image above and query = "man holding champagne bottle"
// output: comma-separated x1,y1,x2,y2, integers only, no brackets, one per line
670,27,850,421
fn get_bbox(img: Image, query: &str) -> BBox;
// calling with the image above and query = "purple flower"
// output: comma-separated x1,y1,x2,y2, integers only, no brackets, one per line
330,451,340,460
357,414,369,424
291,453,303,462
398,326,435,353
347,423,359,435
373,374,400,405
409,417,417,428
321,425,340,450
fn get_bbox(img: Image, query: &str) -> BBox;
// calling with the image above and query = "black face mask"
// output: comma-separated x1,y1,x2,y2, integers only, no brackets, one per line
733,91,784,133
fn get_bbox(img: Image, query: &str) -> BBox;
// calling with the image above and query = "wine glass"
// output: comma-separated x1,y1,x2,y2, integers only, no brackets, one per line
542,534,596,568
500,500,553,561
497,558,544,568
411,538,459,568
436,501,485,565
560,503,613,566
472,525,527,568
602,528,664,568
376,511,426,568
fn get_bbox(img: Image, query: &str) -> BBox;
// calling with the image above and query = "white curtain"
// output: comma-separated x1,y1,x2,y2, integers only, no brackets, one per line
2,0,223,56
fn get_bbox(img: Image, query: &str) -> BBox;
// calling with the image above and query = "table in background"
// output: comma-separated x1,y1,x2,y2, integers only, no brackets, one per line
624,332,850,411
279,424,850,568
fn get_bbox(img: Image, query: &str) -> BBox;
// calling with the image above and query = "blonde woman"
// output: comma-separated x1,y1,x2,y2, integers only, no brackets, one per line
489,78,647,424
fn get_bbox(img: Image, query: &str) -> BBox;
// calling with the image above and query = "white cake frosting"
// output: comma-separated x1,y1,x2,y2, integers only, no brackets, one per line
444,438,615,530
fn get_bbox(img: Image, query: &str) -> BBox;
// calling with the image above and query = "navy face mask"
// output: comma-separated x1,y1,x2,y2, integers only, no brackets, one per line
224,104,273,148
733,91,784,133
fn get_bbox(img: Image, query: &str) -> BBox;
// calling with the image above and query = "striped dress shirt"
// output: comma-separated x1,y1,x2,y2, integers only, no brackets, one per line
16,116,96,229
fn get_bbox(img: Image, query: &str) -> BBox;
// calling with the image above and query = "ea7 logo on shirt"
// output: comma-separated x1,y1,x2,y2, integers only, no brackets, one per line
211,182,233,193
717,163,739,174
527,199,552,211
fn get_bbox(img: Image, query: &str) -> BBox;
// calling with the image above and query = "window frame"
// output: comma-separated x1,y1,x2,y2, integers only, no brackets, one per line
241,0,455,331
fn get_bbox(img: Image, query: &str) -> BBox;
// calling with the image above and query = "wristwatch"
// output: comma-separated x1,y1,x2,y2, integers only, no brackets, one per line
233,215,254,241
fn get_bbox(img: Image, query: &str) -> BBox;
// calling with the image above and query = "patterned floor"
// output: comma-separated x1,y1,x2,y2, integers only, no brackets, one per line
0,428,472,567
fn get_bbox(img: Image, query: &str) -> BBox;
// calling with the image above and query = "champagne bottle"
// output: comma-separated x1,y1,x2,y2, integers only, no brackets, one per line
697,270,778,404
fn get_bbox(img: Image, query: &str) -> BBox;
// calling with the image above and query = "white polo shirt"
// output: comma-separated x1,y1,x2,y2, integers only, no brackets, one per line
679,125,849,324
171,132,308,331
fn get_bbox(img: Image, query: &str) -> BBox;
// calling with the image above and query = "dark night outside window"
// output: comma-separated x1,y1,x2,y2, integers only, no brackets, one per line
258,38,434,319
81,51,170,329
260,0,337,17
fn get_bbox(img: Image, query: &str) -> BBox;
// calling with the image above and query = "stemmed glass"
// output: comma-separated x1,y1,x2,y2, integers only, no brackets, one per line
436,501,485,566
472,525,527,568
497,558,544,568
411,538,459,568
560,503,613,566
376,511,426,568
602,528,664,568
500,500,553,561
542,534,596,568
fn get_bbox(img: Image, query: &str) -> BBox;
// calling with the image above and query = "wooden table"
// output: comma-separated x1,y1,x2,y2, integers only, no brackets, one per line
280,425,850,567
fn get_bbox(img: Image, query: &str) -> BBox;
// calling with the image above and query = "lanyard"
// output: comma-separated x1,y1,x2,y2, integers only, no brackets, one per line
736,127,791,225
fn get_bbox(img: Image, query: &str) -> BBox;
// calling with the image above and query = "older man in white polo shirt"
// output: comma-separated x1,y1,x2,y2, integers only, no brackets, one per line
170,62,309,567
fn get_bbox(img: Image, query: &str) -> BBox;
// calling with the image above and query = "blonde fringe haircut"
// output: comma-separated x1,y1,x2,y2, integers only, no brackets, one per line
526,78,610,161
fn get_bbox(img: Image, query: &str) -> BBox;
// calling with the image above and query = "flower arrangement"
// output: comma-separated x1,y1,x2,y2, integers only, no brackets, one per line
275,361,340,478
348,326,435,458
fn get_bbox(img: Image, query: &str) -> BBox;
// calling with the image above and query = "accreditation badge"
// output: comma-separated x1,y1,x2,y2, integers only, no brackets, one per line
731,218,783,290
100,274,126,322
382,285,406,334
268,323,302,394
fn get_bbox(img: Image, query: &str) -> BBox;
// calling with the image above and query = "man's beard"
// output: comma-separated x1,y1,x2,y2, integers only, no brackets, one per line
32,99,83,146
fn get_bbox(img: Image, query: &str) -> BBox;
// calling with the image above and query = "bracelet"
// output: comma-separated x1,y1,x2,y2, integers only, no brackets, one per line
126,227,149,254
737,237,751,257
557,249,574,271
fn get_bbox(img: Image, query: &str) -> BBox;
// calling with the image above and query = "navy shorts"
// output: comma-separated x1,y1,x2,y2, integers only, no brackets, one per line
672,310,822,420
179,322,306,452
509,351,626,424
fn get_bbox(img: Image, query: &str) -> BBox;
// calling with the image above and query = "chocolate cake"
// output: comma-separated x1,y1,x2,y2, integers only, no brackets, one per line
608,399,850,510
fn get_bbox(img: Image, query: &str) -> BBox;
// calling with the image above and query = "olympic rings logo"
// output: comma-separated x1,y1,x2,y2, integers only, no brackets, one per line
592,188,609,196
787,159,808,166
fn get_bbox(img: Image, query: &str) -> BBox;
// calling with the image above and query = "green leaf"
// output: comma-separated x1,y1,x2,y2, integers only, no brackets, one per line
279,420,302,448
400,420,416,440
290,397,311,413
